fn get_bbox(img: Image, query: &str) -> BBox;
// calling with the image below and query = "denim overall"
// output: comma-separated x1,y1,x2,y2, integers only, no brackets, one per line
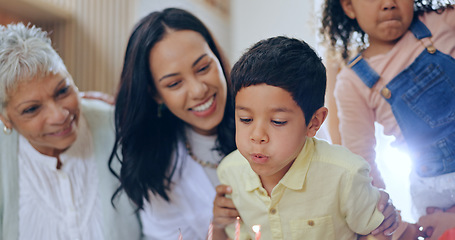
348,18,455,178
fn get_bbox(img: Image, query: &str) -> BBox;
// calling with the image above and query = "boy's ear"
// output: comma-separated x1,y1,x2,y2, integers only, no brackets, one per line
306,107,328,137
340,0,356,19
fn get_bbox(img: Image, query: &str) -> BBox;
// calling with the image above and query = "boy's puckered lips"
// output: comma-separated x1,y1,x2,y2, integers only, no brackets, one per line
250,153,269,164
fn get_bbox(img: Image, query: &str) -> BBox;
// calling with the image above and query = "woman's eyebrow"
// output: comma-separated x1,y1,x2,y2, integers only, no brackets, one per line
158,73,179,82
192,54,208,67
158,54,208,82
54,78,68,91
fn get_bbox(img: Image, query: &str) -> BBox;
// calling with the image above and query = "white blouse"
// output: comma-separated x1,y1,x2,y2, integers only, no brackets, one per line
18,117,103,240
140,127,224,240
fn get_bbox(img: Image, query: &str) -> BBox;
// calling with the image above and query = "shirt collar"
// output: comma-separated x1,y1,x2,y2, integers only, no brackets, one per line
280,137,314,190
19,135,57,170
245,166,263,192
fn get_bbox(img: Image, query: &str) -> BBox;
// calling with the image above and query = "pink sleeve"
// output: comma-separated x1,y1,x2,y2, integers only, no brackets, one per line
334,69,385,187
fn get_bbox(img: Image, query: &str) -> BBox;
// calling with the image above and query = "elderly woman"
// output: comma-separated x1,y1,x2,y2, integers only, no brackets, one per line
0,23,141,239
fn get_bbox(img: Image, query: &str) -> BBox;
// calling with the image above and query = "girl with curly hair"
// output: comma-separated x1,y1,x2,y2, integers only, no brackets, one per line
320,0,455,239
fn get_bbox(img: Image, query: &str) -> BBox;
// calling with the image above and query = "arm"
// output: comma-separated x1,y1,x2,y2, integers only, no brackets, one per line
324,56,342,145
358,190,406,240
213,185,239,240
335,73,385,189
341,160,386,235
370,190,398,236
216,157,251,240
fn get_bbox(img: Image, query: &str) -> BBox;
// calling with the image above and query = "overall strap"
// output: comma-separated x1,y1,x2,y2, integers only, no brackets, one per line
409,18,432,40
409,18,437,53
348,18,432,89
348,54,380,88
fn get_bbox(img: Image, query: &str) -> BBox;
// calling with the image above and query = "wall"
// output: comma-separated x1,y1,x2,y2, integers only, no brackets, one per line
135,0,320,68
136,0,231,63
50,0,137,94
0,8,25,24
0,0,138,95
230,0,318,63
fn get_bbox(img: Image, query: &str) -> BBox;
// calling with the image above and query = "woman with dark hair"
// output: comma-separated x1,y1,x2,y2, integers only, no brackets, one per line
109,8,237,239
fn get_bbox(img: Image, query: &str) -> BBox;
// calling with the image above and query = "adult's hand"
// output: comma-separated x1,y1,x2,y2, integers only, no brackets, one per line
80,91,115,105
212,185,239,240
426,204,455,214
371,190,398,236
419,210,455,240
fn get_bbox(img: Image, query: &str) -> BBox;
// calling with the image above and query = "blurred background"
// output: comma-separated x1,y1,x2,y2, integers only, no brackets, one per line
0,0,322,94
0,0,414,222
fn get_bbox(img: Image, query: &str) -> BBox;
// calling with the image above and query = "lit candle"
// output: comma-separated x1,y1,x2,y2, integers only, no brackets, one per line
252,225,261,240
207,220,213,240
178,228,183,240
235,216,240,240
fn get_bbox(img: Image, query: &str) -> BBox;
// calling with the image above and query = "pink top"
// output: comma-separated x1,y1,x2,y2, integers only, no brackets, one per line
335,8,455,174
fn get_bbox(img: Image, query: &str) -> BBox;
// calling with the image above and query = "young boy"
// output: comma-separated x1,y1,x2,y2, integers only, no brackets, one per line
216,36,392,240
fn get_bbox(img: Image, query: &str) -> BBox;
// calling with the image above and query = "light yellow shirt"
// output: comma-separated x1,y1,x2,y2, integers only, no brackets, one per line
218,137,384,240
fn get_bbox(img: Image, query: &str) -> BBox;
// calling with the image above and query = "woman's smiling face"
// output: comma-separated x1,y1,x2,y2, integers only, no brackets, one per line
149,30,227,136
0,72,80,157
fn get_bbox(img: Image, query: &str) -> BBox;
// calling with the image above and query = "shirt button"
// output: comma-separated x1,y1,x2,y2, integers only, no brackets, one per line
269,208,277,214
308,220,315,226
381,87,391,99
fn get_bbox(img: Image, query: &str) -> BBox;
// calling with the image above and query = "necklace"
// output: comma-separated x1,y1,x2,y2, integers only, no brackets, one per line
185,140,219,169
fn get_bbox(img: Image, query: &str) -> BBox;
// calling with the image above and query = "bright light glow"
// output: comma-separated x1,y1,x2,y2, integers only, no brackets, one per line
374,123,415,222
252,225,261,233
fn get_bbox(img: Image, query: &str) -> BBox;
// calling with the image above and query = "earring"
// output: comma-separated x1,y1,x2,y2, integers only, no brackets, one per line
3,125,12,135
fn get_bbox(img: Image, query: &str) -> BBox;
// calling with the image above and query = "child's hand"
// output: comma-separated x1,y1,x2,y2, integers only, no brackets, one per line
371,190,398,236
212,185,239,239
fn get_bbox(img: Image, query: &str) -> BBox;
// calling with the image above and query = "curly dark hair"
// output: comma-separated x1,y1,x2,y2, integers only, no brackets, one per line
320,0,454,62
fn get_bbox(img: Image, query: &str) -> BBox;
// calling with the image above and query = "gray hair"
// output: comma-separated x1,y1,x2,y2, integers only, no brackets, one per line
0,23,69,114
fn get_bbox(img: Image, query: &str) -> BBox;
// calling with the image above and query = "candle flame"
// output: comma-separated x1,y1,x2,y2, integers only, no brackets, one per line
252,225,261,233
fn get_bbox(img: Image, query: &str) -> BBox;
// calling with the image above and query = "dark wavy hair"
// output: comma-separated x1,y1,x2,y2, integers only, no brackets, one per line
231,36,326,125
108,8,236,209
320,0,454,62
